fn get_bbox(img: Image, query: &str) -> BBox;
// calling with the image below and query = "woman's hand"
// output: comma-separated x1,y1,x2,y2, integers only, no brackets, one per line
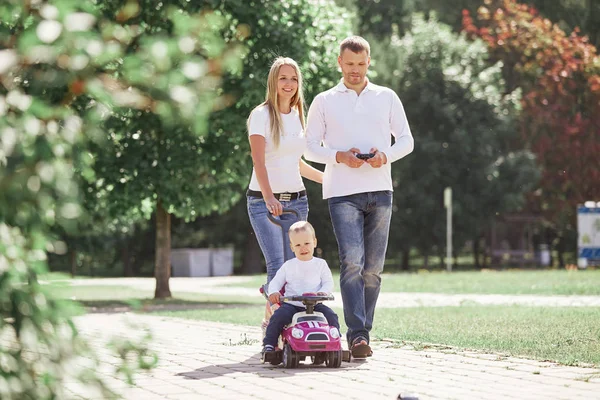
265,196,283,216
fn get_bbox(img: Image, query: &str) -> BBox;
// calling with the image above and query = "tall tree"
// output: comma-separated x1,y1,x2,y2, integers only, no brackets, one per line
463,0,600,261
372,15,540,269
76,1,247,298
87,0,352,288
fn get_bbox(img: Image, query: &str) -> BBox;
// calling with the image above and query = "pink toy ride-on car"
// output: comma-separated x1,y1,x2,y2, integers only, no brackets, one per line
262,293,350,368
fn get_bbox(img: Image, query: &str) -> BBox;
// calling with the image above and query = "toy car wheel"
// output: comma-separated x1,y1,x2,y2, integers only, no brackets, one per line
269,351,282,366
261,349,280,365
311,353,326,365
282,343,299,368
325,349,342,368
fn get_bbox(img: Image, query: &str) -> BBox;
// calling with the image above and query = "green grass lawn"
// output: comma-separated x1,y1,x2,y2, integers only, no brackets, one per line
226,269,600,295
373,306,600,366
153,304,600,367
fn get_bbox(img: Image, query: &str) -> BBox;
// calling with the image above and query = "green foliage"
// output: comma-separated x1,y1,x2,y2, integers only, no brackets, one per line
87,0,352,224
464,0,600,241
335,0,484,38
1,0,105,392
522,0,600,47
80,0,246,222
355,0,415,37
372,16,540,260
108,321,158,385
67,0,352,278
0,0,240,396
0,226,117,400
342,0,600,47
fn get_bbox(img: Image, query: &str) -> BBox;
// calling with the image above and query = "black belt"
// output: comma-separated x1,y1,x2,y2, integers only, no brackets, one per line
247,189,306,201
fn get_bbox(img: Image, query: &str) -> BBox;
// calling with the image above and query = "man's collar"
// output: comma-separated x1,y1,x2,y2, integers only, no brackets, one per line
334,79,348,92
335,78,373,92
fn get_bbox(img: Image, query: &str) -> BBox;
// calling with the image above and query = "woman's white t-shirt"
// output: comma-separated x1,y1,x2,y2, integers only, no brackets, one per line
247,105,306,193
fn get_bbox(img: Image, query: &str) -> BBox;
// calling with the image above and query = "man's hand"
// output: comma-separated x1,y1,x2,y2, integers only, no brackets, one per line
316,291,329,296
336,147,364,168
366,148,387,168
268,292,281,304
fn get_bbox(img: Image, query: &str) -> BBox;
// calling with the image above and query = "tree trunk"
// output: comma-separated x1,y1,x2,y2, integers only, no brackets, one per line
557,247,565,269
154,199,172,299
452,249,458,270
482,240,488,269
400,249,410,271
555,233,565,268
122,240,133,277
70,249,77,277
473,237,481,269
240,229,263,274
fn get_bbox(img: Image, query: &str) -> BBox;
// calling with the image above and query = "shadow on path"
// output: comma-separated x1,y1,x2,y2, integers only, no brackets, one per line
177,352,365,379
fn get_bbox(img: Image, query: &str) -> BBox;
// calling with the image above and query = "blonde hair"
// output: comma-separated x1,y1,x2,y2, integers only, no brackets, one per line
289,221,316,238
339,35,370,56
247,57,306,148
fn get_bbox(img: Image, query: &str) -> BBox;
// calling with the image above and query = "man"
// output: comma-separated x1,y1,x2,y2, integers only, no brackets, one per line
304,35,414,358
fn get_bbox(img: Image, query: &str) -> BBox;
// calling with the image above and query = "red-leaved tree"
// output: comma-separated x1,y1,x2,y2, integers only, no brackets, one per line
463,0,600,236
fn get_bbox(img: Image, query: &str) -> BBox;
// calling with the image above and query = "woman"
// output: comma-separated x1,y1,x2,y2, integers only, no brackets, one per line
246,57,323,329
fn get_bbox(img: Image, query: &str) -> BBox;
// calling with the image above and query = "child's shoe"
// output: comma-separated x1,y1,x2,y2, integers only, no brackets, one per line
260,344,275,363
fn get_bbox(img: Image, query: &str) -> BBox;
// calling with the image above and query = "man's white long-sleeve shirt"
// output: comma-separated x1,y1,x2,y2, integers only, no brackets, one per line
268,257,334,308
305,79,414,199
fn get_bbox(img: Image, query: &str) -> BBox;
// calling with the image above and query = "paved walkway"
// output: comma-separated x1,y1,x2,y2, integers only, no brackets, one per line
70,313,600,400
38,276,600,399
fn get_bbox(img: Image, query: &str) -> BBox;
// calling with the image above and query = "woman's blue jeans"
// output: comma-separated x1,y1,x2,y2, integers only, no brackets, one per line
328,190,392,345
247,195,309,283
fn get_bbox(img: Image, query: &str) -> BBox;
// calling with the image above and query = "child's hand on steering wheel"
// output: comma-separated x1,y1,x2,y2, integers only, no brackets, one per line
268,292,281,304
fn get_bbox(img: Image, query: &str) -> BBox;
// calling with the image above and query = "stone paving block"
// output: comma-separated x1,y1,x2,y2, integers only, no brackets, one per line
144,384,196,396
165,394,213,400
119,387,169,399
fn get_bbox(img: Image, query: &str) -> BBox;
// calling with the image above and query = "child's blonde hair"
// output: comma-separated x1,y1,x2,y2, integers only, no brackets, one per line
289,221,316,238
